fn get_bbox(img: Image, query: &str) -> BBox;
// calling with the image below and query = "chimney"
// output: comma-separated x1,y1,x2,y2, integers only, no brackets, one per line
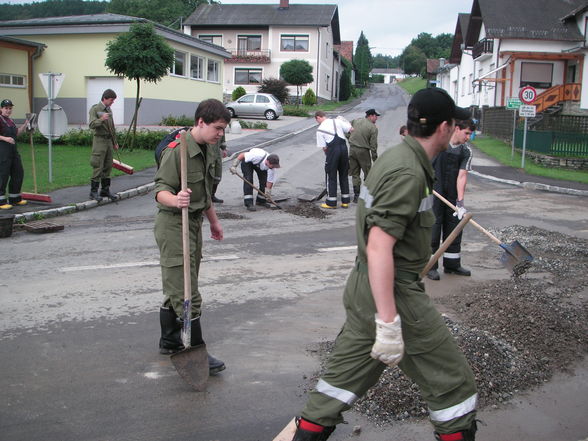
279,0,289,9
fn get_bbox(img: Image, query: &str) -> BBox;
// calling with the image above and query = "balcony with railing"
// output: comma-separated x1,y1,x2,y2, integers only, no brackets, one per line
225,49,271,64
473,38,493,60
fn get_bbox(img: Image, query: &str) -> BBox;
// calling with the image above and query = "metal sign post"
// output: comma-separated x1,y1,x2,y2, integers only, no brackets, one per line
48,75,53,182
518,104,537,169
507,97,521,161
38,73,66,182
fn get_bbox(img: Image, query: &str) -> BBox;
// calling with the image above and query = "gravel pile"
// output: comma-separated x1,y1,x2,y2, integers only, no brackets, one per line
308,226,588,425
285,202,333,219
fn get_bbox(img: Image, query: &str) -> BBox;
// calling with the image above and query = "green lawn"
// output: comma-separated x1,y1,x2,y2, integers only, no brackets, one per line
18,144,157,194
472,135,588,184
283,88,366,116
397,77,427,95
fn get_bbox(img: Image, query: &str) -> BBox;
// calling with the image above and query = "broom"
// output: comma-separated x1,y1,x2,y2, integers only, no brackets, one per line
22,113,52,203
104,114,134,175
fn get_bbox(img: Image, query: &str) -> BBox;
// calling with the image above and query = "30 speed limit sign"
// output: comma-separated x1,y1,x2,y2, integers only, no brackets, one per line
519,86,537,104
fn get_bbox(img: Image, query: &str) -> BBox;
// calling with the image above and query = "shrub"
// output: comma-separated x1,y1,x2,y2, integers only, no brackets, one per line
283,107,311,117
237,120,268,129
231,86,247,101
257,77,289,103
160,114,194,126
302,88,317,106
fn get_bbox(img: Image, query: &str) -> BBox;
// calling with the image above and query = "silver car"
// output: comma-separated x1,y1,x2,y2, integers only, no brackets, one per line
225,93,283,120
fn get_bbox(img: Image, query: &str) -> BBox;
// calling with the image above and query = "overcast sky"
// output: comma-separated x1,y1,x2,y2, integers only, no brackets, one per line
1,0,475,57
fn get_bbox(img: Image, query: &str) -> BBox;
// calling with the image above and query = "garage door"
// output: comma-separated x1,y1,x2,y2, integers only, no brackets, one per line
86,77,124,125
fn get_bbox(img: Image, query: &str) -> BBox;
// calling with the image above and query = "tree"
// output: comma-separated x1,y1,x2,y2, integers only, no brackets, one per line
339,59,353,101
107,0,211,29
105,22,175,149
400,45,427,76
257,78,289,103
279,59,313,106
354,31,373,87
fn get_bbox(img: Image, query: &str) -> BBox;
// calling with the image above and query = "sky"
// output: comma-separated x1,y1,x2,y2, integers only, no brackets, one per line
1,0,475,57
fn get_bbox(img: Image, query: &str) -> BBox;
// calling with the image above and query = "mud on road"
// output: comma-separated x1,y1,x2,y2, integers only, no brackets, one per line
307,225,588,426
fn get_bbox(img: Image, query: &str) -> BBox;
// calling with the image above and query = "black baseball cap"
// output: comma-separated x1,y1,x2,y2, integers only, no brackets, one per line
1,99,14,108
408,88,470,125
365,108,380,116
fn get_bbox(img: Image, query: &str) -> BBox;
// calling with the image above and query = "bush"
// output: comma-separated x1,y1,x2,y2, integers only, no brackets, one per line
339,69,352,101
302,88,317,106
283,107,311,117
238,120,268,129
160,114,193,126
231,86,247,101
257,77,289,103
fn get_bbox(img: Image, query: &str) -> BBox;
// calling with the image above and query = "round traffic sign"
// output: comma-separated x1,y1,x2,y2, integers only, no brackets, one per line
37,104,68,140
519,86,537,104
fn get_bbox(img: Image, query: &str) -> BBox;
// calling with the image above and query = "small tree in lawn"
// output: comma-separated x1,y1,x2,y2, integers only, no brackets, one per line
280,59,313,106
105,22,174,149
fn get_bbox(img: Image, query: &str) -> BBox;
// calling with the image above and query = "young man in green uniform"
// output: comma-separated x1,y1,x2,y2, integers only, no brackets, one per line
348,108,379,203
288,88,479,441
154,99,230,374
88,89,118,202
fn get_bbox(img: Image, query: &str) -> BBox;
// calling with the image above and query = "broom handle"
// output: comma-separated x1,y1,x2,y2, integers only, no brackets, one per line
420,213,472,278
432,190,501,245
179,131,192,347
29,132,38,194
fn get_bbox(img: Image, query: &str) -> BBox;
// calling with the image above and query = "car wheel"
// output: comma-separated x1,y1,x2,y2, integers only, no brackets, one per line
227,108,235,118
264,110,276,120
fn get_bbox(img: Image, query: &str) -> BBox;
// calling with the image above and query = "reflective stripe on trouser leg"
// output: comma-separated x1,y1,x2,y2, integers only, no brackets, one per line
301,268,387,427
324,148,338,207
338,144,350,204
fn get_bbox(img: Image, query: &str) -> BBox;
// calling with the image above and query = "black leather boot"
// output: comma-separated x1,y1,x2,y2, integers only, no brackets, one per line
211,184,223,203
100,178,118,201
444,266,471,276
90,180,103,202
190,316,226,375
159,307,184,355
293,417,335,441
352,186,360,203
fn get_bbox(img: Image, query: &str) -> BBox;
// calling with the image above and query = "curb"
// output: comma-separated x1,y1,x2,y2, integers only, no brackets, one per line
470,170,588,197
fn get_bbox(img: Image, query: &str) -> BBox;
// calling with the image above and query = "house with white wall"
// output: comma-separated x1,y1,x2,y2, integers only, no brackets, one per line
0,13,230,124
183,0,344,102
437,0,587,113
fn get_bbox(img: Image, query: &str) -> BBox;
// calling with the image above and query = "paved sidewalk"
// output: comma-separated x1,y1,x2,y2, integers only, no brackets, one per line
4,115,587,222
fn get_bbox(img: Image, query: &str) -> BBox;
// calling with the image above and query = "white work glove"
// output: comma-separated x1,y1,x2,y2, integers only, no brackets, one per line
230,158,240,175
453,200,467,220
265,187,272,198
370,315,404,366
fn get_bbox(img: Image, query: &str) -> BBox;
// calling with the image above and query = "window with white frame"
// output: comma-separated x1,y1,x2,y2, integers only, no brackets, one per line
237,35,261,54
235,68,262,85
281,34,309,52
207,59,219,82
199,35,222,46
326,74,330,91
468,73,473,94
520,62,553,89
190,55,205,80
172,51,186,76
0,73,25,88
461,77,466,96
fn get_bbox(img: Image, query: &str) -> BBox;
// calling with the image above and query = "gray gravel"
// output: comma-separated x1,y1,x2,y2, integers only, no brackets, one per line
307,226,588,426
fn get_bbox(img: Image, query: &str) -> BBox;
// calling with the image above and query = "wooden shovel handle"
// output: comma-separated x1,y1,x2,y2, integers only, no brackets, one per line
179,131,191,304
233,170,281,209
421,212,473,278
432,190,501,245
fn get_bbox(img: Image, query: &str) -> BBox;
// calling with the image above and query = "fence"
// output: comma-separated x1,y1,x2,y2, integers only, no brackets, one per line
514,129,588,157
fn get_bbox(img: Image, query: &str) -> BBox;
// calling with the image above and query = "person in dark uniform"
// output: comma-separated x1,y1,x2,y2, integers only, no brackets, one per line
0,99,29,209
427,119,475,281
348,109,379,203
88,89,119,202
286,88,478,441
230,148,280,211
315,111,353,209
154,99,230,375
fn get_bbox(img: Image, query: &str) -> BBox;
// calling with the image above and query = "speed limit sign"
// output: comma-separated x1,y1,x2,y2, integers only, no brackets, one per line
519,86,537,104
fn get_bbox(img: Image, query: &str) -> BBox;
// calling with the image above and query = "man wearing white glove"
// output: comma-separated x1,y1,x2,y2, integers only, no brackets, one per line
427,118,475,281
286,89,478,441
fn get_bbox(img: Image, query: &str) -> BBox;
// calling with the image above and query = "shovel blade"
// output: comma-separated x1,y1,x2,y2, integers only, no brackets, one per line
499,240,534,276
297,189,327,203
170,343,209,391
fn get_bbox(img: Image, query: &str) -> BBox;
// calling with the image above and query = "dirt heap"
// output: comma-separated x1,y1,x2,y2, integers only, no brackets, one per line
308,226,588,425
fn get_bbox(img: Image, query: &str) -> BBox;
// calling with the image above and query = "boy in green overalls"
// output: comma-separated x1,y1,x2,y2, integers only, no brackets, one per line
154,99,231,375
288,89,479,441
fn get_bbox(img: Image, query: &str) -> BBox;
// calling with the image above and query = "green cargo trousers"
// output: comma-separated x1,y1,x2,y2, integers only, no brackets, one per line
90,136,113,180
154,210,204,318
301,260,477,434
348,146,373,190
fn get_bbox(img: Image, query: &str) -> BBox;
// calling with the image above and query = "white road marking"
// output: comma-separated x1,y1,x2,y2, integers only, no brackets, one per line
317,246,357,253
59,255,240,272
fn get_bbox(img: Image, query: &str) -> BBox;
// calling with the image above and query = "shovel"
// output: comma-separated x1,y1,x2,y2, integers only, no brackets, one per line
433,190,533,275
297,188,327,203
170,131,209,391
233,170,283,209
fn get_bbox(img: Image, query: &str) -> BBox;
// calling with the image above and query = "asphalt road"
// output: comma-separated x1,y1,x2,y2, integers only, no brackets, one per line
1,84,587,441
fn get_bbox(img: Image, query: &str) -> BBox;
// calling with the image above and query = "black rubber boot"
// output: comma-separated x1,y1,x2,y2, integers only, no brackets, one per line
352,186,360,203
293,417,335,441
190,316,226,375
90,180,103,202
211,184,223,203
435,420,477,441
444,266,471,276
244,200,256,212
100,178,118,201
159,307,183,355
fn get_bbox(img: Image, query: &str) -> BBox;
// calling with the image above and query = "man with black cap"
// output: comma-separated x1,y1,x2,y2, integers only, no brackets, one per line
281,88,479,441
0,99,29,209
230,147,280,211
348,108,380,203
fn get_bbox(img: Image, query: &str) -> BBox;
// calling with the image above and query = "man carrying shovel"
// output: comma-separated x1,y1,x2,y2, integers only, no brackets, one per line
276,88,479,441
154,98,230,375
230,148,280,211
